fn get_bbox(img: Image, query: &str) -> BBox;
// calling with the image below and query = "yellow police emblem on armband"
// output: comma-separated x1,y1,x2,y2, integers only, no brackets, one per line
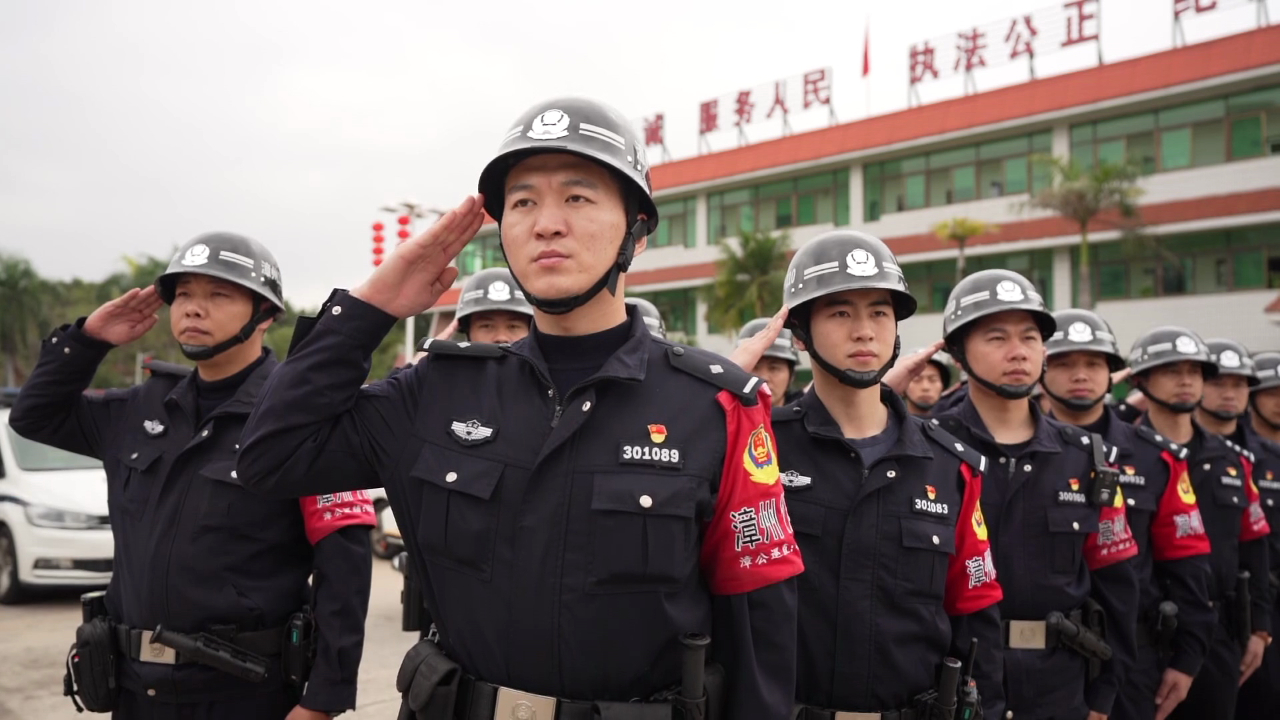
972,503,988,541
1177,471,1196,504
743,425,780,485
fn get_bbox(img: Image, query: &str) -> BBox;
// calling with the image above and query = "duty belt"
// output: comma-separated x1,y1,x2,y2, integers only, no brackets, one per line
1001,610,1089,650
794,706,921,720
114,625,282,665
456,674,677,720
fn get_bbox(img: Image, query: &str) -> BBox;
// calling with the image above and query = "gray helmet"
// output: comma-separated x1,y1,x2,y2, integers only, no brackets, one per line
782,230,915,389
456,268,533,335
156,232,285,314
1045,309,1126,372
942,269,1054,348
625,297,666,338
942,269,1053,401
737,318,798,365
477,98,657,316
1127,326,1217,378
155,232,285,362
924,350,953,388
1204,338,1259,387
1252,351,1280,392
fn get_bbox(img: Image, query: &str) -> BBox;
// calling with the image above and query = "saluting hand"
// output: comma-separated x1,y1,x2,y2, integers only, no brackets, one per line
882,339,946,395
730,307,787,373
351,194,487,319
83,286,165,346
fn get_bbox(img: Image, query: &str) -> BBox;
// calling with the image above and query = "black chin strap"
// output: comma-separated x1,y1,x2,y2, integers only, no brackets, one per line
951,347,1039,400
1040,374,1112,413
1137,384,1197,414
907,396,937,412
179,307,274,362
1198,403,1244,422
795,320,900,390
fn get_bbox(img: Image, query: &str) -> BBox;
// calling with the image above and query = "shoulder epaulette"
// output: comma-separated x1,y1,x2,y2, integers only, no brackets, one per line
142,359,193,378
418,337,506,358
666,345,759,404
1057,423,1119,464
923,418,989,473
1133,424,1189,459
772,403,805,423
1259,438,1280,460
1222,437,1255,463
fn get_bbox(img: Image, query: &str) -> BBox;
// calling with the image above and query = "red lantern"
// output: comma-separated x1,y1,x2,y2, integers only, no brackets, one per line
372,222,385,232
373,234,385,244
397,215,411,226
372,245,385,256
397,229,411,240
373,257,383,267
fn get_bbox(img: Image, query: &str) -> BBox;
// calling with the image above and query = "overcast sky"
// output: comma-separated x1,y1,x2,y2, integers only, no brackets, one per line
2,0,1273,308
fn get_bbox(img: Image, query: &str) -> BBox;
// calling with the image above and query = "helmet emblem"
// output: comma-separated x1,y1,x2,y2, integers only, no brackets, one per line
487,281,512,302
180,243,210,267
1219,349,1241,368
1066,322,1094,343
1175,335,1200,355
845,249,878,277
527,109,571,140
995,280,1025,302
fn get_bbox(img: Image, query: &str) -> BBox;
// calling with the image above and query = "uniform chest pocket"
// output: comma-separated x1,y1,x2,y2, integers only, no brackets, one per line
784,498,825,538
117,447,163,521
898,517,955,604
587,474,700,594
1047,508,1099,575
410,447,503,581
198,461,282,532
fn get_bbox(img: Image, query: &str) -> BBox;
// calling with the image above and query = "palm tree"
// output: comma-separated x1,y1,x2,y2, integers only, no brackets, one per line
933,218,998,283
0,254,51,386
1028,156,1144,309
703,228,790,334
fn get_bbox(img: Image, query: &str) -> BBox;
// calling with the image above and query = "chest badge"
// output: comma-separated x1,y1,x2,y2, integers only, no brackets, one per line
450,418,496,446
781,470,812,489
621,422,683,469
143,419,166,437
1058,478,1089,505
1220,466,1243,488
648,424,667,443
912,485,950,517
1119,465,1145,487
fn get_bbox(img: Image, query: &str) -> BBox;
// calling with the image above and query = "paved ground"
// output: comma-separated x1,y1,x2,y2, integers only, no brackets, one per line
0,559,416,719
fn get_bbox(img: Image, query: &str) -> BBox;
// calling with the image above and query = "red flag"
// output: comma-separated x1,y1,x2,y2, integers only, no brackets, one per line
862,24,870,77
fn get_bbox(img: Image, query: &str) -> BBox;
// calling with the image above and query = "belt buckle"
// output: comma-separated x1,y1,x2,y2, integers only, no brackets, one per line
138,630,177,665
494,686,558,720
835,713,883,720
1007,620,1048,650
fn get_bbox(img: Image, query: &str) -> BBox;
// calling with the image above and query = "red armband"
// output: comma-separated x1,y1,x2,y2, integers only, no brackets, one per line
1242,456,1271,542
945,463,1002,616
700,389,805,595
300,490,377,545
1149,454,1211,562
1084,487,1139,569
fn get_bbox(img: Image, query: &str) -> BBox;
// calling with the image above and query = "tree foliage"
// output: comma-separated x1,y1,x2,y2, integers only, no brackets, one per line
702,228,790,334
932,217,998,283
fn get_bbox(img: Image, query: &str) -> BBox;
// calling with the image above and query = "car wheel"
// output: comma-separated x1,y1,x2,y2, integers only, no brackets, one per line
370,500,398,560
0,525,26,605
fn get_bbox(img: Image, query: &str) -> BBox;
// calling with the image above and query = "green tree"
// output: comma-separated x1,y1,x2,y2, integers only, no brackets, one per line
0,254,52,386
703,228,790,334
1028,156,1144,309
932,217,998,283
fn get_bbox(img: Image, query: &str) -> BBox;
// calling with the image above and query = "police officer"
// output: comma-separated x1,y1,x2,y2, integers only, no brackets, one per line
1124,327,1271,720
736,318,802,407
237,97,803,719
624,297,667,338
455,266,535,343
932,270,1140,720
737,231,1005,718
9,233,375,719
1238,351,1280,719
1041,310,1213,720
1197,339,1262,454
905,350,953,417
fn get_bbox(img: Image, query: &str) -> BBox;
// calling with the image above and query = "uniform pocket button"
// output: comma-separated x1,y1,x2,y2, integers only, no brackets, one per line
639,494,653,509
200,429,209,437
331,306,342,315
886,470,896,478
130,452,139,460
1023,464,1032,472
445,472,458,483
1127,498,1135,506
582,401,592,412
230,471,237,479
931,535,940,545
1072,521,1080,531
147,689,156,697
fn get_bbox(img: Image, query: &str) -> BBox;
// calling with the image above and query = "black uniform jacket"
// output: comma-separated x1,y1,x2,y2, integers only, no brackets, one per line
773,388,1006,718
235,292,805,720
935,398,1140,717
9,323,373,711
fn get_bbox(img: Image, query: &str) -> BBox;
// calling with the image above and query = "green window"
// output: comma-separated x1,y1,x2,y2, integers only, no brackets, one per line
1160,127,1192,170
1231,116,1264,159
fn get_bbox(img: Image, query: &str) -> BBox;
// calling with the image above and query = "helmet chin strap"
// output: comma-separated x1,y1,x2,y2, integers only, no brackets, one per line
1137,384,1198,414
793,319,900,390
1197,402,1244,422
503,192,644,316
179,307,274,362
951,346,1039,400
1039,374,1112,413
1250,397,1280,431
907,396,937,412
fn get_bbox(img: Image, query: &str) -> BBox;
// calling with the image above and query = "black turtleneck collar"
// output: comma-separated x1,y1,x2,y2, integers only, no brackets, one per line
534,318,632,396
194,351,269,423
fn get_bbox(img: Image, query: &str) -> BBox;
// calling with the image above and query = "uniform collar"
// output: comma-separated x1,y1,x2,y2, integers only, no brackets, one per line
798,385,933,459
165,350,278,418
506,305,650,384
955,394,1063,455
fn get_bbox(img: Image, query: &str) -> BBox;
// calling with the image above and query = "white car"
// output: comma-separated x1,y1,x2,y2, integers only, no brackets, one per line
1,405,113,604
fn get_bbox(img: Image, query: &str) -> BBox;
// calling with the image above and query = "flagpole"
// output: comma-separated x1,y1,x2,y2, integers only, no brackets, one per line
863,16,871,119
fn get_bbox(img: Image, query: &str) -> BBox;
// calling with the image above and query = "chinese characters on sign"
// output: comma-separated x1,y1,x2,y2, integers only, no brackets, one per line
676,67,835,155
1173,0,1260,48
907,0,1102,106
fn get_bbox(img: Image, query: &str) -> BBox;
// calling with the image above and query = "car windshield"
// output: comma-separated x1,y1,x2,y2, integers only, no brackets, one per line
6,427,102,471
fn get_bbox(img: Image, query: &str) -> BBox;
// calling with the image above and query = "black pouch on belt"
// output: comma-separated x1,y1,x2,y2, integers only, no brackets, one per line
396,639,462,720
64,616,120,713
